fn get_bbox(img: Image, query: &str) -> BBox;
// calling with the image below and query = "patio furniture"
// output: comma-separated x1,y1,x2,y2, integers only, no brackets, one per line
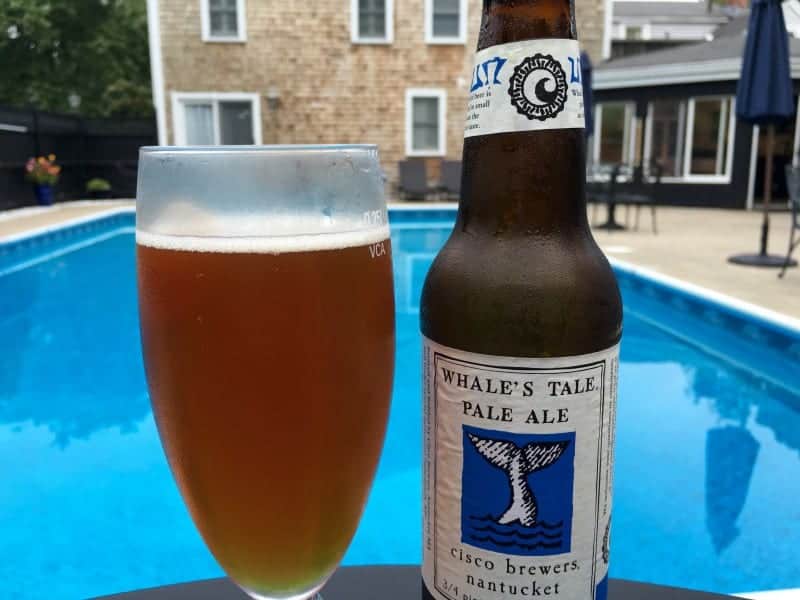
397,159,436,202
91,565,739,599
728,0,794,267
439,160,462,201
780,164,800,277
587,163,627,230
620,162,662,234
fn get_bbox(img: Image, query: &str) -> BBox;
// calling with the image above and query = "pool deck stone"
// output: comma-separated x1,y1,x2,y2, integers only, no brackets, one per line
0,201,798,322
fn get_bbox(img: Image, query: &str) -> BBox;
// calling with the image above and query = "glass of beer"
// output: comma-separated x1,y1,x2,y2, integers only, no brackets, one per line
135,146,395,600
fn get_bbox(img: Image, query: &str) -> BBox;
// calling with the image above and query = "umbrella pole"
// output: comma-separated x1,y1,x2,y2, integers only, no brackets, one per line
759,125,775,256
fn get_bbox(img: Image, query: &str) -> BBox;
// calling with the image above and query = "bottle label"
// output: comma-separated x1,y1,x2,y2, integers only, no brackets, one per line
422,338,618,600
464,39,585,138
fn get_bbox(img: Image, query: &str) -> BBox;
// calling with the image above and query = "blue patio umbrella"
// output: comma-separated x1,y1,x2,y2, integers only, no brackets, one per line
581,51,594,138
730,0,796,267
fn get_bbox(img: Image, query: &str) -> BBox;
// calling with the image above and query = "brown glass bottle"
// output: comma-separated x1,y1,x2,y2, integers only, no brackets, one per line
420,1,622,599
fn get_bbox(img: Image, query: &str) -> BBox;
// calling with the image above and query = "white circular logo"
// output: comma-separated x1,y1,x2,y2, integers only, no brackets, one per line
508,54,569,121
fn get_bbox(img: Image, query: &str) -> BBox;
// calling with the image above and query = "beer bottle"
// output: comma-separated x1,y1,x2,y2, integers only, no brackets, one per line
420,1,623,599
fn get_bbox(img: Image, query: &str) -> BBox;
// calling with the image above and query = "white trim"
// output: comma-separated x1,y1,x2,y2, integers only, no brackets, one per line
0,123,27,133
715,98,728,175
200,0,247,42
0,206,134,245
624,104,637,165
424,0,467,45
593,105,603,163
747,125,760,210
610,257,800,334
737,589,800,600
602,0,614,59
351,0,394,44
643,103,654,172
405,88,447,157
595,56,800,90
683,98,696,177
171,92,262,146
725,97,737,178
146,0,167,145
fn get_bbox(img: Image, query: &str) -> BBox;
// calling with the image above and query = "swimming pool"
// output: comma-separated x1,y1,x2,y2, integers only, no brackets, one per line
1,208,799,599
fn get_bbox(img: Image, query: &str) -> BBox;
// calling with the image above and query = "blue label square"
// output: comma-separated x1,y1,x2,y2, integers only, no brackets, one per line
461,425,575,556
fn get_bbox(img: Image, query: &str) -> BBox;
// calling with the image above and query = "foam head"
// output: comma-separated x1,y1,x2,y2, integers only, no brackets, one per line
136,145,388,252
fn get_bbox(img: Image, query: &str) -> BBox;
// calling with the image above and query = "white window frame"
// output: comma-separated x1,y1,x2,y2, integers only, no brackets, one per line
171,92,262,145
201,0,247,43
351,0,394,44
424,0,467,45
593,102,637,176
642,96,737,184
681,95,736,183
405,88,447,157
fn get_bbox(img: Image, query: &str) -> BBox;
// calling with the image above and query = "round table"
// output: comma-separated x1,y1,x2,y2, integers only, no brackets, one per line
92,565,734,599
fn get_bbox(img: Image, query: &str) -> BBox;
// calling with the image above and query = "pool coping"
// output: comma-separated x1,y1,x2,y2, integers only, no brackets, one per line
2,204,798,339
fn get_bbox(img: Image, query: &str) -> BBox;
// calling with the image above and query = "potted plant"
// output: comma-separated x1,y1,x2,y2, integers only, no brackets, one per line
25,154,61,206
86,178,113,199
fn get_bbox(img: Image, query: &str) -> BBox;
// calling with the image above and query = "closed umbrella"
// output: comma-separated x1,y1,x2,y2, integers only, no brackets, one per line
729,0,796,268
581,51,594,139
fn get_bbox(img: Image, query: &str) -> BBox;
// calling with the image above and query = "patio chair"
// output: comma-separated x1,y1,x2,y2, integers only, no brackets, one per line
586,164,619,226
397,159,435,202
780,164,800,278
439,160,462,201
620,162,662,234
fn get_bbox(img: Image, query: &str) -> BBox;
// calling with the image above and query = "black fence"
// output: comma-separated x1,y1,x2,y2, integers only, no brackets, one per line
0,105,156,210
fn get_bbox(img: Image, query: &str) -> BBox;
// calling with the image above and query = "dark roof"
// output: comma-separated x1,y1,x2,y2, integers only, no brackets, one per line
598,34,800,71
613,0,737,22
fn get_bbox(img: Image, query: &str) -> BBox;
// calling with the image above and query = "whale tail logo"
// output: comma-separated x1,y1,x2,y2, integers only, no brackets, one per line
467,433,570,527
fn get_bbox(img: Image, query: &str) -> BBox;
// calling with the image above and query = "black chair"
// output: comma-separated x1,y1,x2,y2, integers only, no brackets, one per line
620,162,662,234
397,159,435,201
439,160,462,201
586,163,620,226
780,164,800,278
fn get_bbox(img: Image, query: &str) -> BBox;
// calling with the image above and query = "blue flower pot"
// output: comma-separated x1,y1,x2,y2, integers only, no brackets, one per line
34,184,54,206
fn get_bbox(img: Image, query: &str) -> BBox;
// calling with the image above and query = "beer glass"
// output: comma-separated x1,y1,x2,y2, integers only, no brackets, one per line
136,146,395,600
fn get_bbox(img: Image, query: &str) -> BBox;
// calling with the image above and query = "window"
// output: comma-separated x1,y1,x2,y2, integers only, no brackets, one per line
425,0,467,44
646,100,687,178
405,89,446,156
172,93,262,145
642,96,736,181
625,26,643,40
688,97,734,176
594,102,636,166
352,0,393,43
201,0,246,42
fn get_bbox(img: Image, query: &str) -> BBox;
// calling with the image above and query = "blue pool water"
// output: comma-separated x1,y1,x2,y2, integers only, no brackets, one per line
1,210,799,599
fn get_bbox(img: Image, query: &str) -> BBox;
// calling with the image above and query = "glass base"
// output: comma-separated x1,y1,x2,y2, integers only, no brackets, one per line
240,582,325,600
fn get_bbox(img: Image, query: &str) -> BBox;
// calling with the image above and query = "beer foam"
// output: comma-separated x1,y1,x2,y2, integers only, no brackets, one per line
136,225,391,254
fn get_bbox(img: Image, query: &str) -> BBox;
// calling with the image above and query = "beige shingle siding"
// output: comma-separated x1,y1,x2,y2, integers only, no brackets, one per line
157,0,605,188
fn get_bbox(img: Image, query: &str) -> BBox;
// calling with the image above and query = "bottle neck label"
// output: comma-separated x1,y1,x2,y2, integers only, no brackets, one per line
465,39,585,139
422,337,618,600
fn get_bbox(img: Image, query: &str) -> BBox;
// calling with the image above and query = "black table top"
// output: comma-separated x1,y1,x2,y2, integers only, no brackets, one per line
92,565,735,600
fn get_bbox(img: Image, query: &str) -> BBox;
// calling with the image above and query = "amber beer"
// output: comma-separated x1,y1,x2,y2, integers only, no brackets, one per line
421,1,623,599
137,230,394,596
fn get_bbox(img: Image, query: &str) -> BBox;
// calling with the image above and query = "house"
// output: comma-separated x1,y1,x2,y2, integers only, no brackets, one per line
145,0,607,188
609,0,744,59
592,13,800,209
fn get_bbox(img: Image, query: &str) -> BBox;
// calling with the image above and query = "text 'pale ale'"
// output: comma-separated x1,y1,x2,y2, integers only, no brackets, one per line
420,1,623,599
138,227,394,597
